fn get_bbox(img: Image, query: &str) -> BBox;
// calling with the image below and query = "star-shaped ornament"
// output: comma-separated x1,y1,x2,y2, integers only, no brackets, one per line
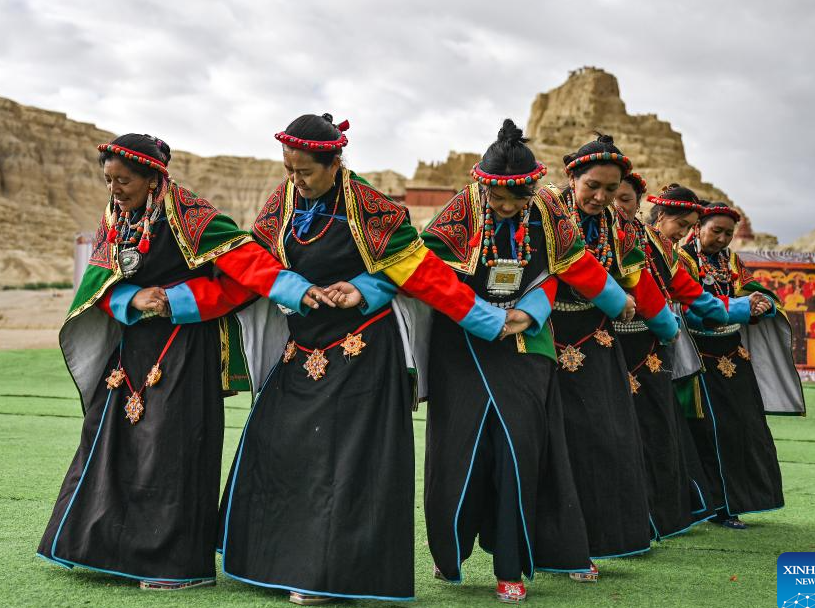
594,329,614,348
717,356,737,378
125,393,144,424
558,344,586,372
340,333,367,358
304,349,329,380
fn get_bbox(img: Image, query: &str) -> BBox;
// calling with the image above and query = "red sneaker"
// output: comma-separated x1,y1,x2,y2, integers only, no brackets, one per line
569,562,599,583
496,580,526,603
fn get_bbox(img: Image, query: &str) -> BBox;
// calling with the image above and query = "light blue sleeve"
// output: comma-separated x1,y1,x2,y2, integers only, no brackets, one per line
269,270,314,316
108,282,143,325
164,283,203,324
515,288,552,337
349,272,398,315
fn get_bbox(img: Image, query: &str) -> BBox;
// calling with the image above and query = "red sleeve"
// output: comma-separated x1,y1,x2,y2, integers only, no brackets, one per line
668,266,704,306
629,269,669,321
556,253,611,300
165,273,258,323
213,242,287,297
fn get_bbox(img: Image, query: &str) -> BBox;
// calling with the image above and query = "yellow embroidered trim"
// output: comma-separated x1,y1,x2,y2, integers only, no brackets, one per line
645,224,679,275
536,184,585,274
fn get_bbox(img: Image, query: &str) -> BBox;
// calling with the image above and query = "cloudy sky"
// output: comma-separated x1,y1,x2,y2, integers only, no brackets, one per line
1,0,813,241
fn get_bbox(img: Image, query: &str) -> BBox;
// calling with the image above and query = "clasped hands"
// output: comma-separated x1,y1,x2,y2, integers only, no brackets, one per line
316,282,535,340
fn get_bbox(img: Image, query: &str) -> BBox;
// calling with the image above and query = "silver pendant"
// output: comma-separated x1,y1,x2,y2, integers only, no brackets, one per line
118,248,143,278
703,275,715,285
487,259,524,296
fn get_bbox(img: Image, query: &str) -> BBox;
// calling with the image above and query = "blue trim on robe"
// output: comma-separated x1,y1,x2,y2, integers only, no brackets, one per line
463,333,537,580
108,282,143,325
165,283,202,324
515,289,552,337
349,272,397,315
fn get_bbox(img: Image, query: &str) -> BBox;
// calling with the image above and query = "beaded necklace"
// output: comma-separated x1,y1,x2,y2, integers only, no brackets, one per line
108,188,162,253
698,249,734,296
480,200,532,267
643,225,673,302
291,186,341,246
568,191,613,270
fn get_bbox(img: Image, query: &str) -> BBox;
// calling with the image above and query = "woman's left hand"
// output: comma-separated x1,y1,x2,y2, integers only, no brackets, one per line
749,292,772,316
501,309,533,339
323,282,363,309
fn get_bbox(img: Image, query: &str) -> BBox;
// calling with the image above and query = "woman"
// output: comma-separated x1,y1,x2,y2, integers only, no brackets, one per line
551,134,679,580
679,201,805,528
217,114,516,604
37,134,329,590
615,179,728,540
421,120,635,603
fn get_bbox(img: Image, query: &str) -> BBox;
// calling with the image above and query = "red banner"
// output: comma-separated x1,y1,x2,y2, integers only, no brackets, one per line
739,251,815,381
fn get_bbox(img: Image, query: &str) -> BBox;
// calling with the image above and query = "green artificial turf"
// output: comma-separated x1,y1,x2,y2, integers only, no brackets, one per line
1,349,813,607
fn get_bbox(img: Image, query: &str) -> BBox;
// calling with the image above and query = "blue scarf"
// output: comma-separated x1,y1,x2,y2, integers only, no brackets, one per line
291,189,347,237
493,215,542,259
577,210,600,245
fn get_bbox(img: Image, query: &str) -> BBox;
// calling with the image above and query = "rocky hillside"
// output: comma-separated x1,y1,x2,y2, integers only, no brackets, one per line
0,69,804,286
0,97,401,286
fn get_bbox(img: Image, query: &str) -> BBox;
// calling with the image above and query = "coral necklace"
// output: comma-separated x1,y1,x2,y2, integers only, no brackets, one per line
291,187,341,246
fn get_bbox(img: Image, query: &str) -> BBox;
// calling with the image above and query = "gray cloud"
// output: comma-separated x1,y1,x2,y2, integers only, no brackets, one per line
0,0,812,241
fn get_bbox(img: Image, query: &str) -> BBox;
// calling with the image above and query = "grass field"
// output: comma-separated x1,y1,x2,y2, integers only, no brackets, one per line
1,348,813,607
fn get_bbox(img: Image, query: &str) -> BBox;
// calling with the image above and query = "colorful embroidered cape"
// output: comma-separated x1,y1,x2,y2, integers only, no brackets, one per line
254,167,423,273
62,182,255,413
676,247,805,416
420,183,634,360
422,182,585,275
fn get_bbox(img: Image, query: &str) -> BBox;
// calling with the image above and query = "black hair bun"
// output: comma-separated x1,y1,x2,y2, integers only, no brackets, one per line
497,119,528,145
562,152,578,165
660,183,681,193
321,113,334,123
594,131,615,145
144,134,171,165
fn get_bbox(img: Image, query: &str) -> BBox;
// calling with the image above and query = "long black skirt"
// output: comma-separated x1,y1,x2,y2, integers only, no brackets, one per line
550,307,651,559
686,332,783,516
38,318,224,581
619,330,713,540
425,314,591,582
218,312,415,601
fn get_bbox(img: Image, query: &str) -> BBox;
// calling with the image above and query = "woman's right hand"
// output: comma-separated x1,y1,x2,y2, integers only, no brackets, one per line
301,285,337,310
130,287,168,314
618,294,637,323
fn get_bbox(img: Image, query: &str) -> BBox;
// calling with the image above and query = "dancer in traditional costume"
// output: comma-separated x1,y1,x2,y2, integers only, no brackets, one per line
37,134,328,590
551,135,679,580
421,120,636,603
678,201,805,529
217,114,514,605
615,179,728,540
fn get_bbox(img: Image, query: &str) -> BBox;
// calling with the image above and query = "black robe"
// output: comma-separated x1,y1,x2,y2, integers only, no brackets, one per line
681,246,784,516
617,227,714,539
549,206,652,559
425,208,591,582
217,187,416,600
38,211,225,581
